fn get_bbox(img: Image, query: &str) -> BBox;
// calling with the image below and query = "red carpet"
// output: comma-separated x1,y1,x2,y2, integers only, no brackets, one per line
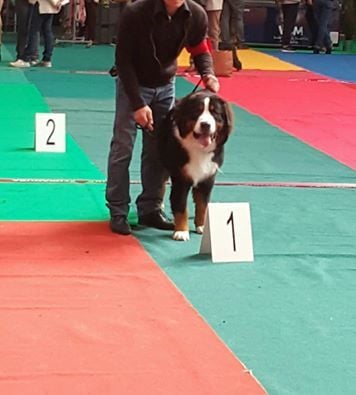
185,70,356,169
0,222,265,394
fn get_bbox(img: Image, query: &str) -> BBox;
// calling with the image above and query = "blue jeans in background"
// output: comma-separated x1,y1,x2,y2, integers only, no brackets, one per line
24,3,54,62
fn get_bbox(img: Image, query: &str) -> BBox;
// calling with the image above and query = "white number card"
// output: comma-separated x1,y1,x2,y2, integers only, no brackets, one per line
35,113,66,152
200,202,254,263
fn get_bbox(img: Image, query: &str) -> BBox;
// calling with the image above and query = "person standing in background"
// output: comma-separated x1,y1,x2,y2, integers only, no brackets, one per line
11,0,62,68
312,0,333,54
276,0,300,52
220,0,248,50
9,0,39,66
205,0,223,50
84,0,99,46
218,0,243,70
305,0,318,48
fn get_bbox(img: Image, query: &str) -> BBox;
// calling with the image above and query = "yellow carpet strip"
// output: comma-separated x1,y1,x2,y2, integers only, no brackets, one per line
178,48,304,71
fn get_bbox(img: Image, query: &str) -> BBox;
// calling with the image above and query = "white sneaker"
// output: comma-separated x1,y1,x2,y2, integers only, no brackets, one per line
38,61,52,68
30,59,39,66
281,46,296,53
10,59,30,68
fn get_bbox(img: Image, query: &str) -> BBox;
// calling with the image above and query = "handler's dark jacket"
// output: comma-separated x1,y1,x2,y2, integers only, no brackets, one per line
115,0,214,111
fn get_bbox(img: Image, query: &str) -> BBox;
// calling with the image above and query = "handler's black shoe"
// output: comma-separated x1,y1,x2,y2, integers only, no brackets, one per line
110,216,131,235
138,210,174,230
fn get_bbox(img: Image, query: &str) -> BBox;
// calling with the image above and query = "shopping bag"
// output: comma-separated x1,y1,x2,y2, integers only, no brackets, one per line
211,50,233,77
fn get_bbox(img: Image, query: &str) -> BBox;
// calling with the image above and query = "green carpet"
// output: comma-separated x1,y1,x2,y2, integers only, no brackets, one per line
0,61,106,220
0,183,107,220
0,83,103,180
1,42,355,394
136,185,356,395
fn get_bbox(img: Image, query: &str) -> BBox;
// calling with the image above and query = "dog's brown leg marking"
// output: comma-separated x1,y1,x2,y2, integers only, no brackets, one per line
192,189,207,228
174,210,189,231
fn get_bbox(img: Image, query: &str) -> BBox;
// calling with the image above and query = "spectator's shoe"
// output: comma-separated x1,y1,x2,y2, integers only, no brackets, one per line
138,210,174,230
313,47,320,54
325,47,332,54
10,59,30,68
110,216,132,235
281,45,296,53
38,61,52,68
232,46,242,71
233,59,242,71
30,59,39,66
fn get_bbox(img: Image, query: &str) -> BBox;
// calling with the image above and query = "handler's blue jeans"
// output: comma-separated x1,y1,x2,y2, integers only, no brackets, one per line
106,77,175,218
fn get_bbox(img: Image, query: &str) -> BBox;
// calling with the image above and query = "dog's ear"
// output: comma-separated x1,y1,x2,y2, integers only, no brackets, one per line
223,100,233,134
217,99,234,146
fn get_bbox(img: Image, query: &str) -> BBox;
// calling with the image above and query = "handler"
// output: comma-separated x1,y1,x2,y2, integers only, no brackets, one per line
106,0,220,235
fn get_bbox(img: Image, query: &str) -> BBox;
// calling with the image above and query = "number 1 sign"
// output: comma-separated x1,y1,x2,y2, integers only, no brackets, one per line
200,202,254,263
35,113,66,152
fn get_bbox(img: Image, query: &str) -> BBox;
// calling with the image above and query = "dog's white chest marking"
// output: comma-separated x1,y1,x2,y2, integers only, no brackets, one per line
184,150,218,186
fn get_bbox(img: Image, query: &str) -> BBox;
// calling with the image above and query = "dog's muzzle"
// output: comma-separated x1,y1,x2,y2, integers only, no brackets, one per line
193,131,217,147
193,122,216,147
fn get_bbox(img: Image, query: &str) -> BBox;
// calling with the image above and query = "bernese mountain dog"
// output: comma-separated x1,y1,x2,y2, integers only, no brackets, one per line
158,89,233,241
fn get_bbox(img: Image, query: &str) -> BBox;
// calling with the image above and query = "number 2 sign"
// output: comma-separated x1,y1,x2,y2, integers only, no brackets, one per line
200,202,254,263
35,113,66,152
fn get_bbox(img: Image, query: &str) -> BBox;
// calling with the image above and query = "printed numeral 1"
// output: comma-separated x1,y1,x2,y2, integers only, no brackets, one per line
226,211,237,252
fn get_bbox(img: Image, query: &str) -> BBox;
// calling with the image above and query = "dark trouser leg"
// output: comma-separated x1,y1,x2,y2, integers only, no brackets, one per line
41,14,54,61
106,78,137,218
314,0,332,50
23,3,41,61
15,0,32,59
281,3,299,47
220,0,232,48
136,81,175,216
305,4,318,47
84,0,98,41
230,0,245,45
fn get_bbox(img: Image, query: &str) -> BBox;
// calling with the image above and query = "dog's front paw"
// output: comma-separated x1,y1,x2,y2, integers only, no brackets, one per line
195,225,204,234
173,230,190,241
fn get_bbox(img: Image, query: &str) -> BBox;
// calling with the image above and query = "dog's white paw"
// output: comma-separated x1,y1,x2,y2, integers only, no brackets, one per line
195,225,204,234
173,230,190,241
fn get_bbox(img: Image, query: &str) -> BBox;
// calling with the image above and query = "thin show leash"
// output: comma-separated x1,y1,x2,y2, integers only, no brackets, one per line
191,77,203,93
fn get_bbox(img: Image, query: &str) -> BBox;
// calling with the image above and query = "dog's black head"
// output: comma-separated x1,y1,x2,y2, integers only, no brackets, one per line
172,89,233,149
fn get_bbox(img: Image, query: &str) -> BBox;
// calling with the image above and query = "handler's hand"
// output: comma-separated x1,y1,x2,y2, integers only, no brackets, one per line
134,105,154,131
203,74,220,93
